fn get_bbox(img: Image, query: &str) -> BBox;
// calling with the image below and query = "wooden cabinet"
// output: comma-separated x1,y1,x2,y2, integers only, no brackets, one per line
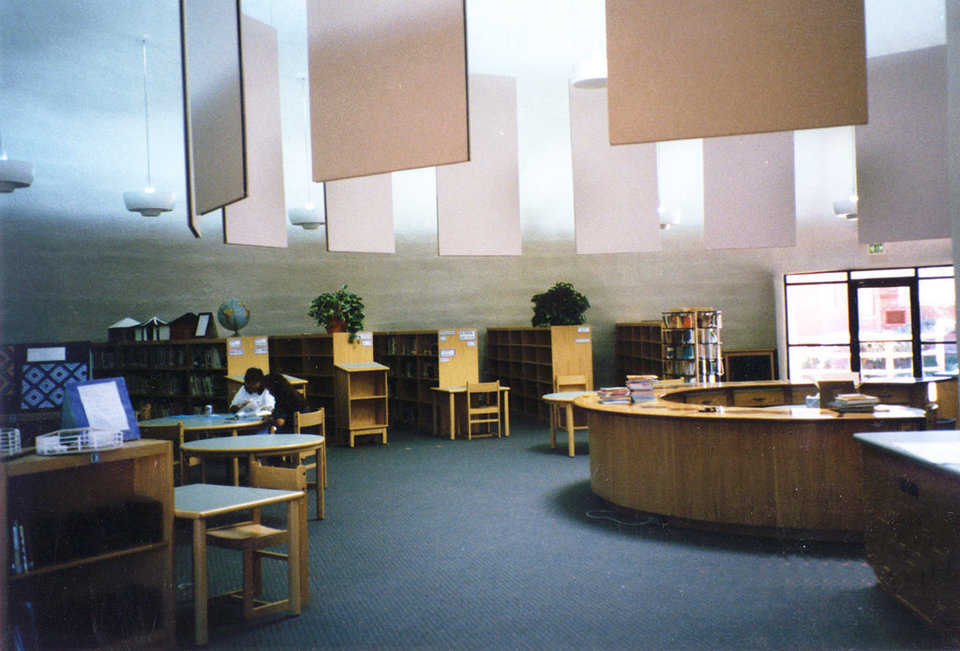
373,329,478,431
268,333,373,433
486,325,593,421
334,362,389,447
614,321,663,380
661,309,722,383
91,336,267,417
2,439,174,648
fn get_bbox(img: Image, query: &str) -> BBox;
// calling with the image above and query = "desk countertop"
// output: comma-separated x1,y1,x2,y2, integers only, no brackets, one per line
854,430,960,478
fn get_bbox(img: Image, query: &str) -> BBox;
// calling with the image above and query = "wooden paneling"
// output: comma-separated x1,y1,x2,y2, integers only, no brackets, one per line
307,0,468,181
857,46,949,243
223,15,286,248
605,0,867,144
437,74,520,256
569,86,660,253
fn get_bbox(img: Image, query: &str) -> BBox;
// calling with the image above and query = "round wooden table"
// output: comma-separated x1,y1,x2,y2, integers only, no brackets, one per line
182,434,326,519
541,390,593,457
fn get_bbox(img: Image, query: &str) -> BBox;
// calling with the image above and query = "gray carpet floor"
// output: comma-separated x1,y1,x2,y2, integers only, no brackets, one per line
175,417,953,650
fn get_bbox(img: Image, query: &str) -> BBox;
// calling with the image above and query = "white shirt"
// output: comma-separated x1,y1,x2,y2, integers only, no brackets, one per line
230,386,276,415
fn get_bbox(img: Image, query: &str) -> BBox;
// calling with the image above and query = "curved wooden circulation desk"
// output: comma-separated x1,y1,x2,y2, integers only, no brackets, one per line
576,380,930,541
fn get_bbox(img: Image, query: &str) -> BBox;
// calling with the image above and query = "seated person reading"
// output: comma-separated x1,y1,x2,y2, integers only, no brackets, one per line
230,367,276,417
264,373,307,431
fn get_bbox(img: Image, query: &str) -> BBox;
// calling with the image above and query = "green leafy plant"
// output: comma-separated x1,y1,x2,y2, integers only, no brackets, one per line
309,284,365,342
531,281,590,327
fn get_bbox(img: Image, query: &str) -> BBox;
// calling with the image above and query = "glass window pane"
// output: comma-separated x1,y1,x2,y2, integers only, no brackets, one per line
919,277,956,342
787,345,851,381
918,265,954,278
859,341,913,379
786,284,850,344
922,342,957,376
857,286,911,342
850,268,915,280
785,271,847,284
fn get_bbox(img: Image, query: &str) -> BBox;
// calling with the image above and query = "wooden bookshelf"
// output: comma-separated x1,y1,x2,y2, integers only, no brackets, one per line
614,321,663,380
486,325,593,422
268,333,373,434
334,362,389,447
1,439,174,649
373,328,479,431
90,336,267,417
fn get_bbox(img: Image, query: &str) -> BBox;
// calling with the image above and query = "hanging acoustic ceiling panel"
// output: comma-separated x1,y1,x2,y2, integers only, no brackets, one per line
703,131,796,249
325,174,395,253
307,0,469,182
437,74,520,256
569,85,660,254
857,46,948,243
223,15,287,248
605,0,867,144
180,0,247,236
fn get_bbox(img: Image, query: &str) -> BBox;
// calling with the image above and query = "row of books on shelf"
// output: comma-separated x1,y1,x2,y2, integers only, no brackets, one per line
380,339,440,356
95,345,224,369
7,499,162,576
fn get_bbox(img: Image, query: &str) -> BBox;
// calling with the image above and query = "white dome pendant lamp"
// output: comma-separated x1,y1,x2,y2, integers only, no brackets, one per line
288,74,324,230
124,37,175,217
0,130,34,193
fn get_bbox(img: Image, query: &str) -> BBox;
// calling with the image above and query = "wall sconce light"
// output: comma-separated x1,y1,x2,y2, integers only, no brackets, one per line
658,204,678,230
288,74,325,230
833,195,858,220
0,131,33,193
571,53,607,90
123,37,175,217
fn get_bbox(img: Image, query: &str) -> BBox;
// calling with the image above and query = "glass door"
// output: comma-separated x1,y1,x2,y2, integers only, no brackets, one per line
854,283,914,379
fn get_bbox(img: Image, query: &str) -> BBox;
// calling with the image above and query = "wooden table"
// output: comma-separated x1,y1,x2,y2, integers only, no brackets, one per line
175,483,304,646
182,434,324,515
542,390,593,457
431,385,511,440
140,414,265,484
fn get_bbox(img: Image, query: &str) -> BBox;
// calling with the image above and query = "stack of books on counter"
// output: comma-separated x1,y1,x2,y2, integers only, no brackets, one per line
830,393,880,412
597,387,631,404
625,375,657,402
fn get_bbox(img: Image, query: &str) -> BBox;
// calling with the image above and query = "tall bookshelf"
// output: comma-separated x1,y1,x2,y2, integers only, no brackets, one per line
267,333,374,434
661,308,722,383
90,335,267,417
373,328,479,431
614,321,663,380
486,325,593,422
1,439,174,649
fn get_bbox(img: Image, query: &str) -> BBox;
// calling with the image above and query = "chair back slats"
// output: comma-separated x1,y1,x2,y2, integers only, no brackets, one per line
555,374,587,393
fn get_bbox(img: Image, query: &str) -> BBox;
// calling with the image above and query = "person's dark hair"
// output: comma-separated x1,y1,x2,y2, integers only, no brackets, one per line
265,373,306,411
244,367,266,384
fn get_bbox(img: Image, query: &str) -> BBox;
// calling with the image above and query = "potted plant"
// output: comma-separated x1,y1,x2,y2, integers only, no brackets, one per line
309,284,365,342
531,281,590,326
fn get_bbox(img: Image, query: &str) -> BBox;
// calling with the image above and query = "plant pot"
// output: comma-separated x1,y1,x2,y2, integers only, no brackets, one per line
325,318,346,334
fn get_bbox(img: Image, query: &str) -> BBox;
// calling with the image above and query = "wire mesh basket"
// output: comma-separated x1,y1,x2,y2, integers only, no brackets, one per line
36,428,124,455
0,427,21,457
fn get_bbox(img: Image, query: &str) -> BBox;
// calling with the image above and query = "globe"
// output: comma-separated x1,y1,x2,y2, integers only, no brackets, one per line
217,298,250,335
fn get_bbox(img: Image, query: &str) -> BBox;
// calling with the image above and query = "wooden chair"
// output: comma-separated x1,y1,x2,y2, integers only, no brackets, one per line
935,377,957,428
554,374,589,427
465,381,501,439
206,461,308,617
138,422,195,485
292,408,326,520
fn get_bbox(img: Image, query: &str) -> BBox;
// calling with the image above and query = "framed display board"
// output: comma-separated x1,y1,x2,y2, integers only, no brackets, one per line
61,377,140,441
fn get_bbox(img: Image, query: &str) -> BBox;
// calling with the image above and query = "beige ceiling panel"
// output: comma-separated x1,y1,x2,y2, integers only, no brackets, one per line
606,0,867,144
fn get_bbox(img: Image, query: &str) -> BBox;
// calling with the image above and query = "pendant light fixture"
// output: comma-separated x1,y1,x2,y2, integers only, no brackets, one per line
0,130,33,193
288,74,325,230
124,37,175,217
832,126,858,220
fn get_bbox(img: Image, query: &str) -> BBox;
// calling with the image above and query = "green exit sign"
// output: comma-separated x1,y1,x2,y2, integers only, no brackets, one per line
867,243,885,255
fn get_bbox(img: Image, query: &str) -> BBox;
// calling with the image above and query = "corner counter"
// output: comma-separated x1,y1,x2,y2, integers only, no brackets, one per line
576,381,929,540
854,430,960,639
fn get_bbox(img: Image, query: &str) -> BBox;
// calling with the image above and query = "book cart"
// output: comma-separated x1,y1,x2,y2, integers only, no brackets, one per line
485,325,593,422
